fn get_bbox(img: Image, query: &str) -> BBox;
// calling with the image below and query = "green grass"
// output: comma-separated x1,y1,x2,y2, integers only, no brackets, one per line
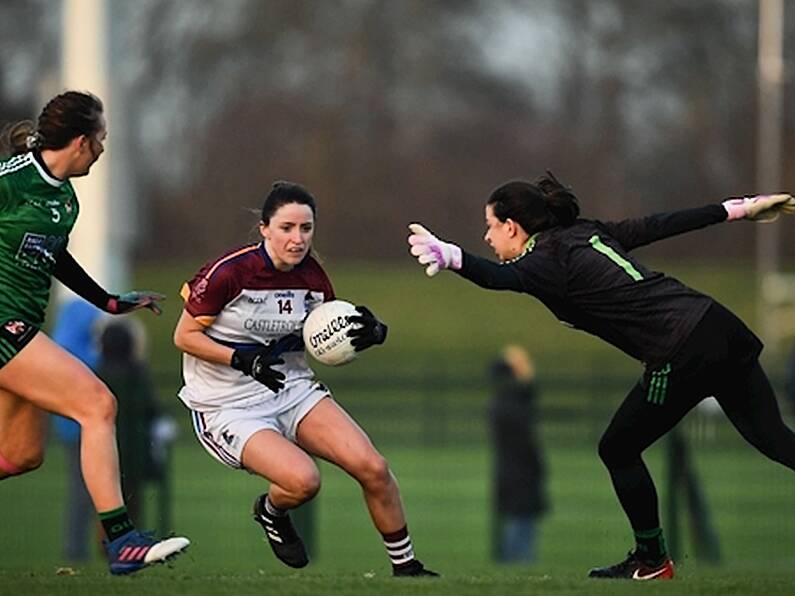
4,261,793,594
1,440,793,595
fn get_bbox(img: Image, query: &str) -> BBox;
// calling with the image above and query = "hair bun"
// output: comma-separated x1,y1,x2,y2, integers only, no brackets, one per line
25,131,43,150
535,170,579,226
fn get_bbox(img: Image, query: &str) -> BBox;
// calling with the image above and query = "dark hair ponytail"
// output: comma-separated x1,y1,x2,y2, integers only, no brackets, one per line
1,91,103,158
487,170,579,234
0,120,39,157
534,171,579,227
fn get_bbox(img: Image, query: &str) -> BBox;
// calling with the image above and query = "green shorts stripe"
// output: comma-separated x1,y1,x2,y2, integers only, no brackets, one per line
647,364,671,405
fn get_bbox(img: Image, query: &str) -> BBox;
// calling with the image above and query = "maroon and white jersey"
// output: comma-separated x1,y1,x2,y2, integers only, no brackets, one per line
178,242,334,411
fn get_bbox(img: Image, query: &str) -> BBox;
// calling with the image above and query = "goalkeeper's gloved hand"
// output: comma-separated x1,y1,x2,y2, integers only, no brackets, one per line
348,305,388,352
407,223,463,277
106,291,166,315
230,346,286,393
722,193,795,222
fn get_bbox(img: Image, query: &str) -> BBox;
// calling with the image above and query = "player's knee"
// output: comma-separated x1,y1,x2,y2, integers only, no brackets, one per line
78,382,117,425
17,449,45,473
355,453,392,491
0,448,44,476
598,434,621,467
598,433,640,468
754,433,795,469
287,469,321,502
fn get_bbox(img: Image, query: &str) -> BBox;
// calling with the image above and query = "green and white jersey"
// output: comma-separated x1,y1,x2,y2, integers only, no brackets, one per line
0,152,79,325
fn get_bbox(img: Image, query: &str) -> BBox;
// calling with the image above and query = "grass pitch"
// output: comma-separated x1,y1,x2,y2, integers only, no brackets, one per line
2,261,793,594
1,441,793,595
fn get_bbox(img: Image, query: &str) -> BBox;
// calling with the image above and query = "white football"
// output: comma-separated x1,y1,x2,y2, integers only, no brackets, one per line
302,300,360,366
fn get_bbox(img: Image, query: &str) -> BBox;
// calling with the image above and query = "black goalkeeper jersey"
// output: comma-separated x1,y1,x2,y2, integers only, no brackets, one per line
457,204,735,368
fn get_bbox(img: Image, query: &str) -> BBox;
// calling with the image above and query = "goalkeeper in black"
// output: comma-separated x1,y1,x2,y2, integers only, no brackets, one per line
407,172,795,581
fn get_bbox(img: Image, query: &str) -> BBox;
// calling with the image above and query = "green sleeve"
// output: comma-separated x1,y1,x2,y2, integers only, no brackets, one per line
0,175,16,212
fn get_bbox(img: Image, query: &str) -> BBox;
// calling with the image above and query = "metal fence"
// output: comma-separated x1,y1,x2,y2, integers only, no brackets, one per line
153,369,792,450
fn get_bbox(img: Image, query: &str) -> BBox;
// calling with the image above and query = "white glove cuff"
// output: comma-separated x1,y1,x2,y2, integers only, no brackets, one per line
450,244,463,270
722,198,747,221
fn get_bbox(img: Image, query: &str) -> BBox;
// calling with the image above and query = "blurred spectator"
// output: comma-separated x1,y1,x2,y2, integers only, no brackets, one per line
96,319,177,528
489,345,548,563
786,343,795,418
664,399,721,565
50,299,103,562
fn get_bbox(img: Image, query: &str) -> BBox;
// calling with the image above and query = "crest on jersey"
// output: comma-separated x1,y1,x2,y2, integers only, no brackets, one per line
191,278,209,303
3,320,26,336
0,318,37,349
304,291,325,313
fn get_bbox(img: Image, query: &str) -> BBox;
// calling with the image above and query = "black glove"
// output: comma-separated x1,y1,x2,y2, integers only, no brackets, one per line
348,305,388,352
107,291,165,315
231,346,286,392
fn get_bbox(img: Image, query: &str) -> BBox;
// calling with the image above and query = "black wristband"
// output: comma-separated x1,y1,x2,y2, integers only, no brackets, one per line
53,250,112,309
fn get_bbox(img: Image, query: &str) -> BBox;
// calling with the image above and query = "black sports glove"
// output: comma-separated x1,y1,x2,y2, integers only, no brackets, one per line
107,291,165,315
230,346,286,393
348,305,388,352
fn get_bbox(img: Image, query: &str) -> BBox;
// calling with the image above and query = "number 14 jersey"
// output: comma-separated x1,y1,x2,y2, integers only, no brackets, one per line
178,242,334,411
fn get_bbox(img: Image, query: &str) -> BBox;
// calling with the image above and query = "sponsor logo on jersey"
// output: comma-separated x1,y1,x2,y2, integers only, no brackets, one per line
274,290,295,299
247,295,268,304
243,319,300,333
15,232,66,271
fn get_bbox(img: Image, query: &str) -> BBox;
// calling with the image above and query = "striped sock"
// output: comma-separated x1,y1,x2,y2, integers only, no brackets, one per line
382,526,415,569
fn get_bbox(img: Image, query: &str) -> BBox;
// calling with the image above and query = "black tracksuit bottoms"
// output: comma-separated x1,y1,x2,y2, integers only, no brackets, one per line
598,302,795,532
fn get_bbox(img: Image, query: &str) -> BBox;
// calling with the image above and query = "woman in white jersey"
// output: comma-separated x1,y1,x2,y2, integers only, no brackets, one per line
174,181,437,577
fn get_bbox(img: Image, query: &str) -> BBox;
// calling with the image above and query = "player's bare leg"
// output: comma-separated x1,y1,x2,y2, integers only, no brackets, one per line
298,397,404,530
0,388,46,477
0,333,123,509
0,333,189,574
243,429,319,568
297,397,438,576
243,428,321,507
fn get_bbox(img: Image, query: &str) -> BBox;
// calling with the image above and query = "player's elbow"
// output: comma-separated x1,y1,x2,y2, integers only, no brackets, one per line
173,328,187,352
173,325,194,353
15,450,45,474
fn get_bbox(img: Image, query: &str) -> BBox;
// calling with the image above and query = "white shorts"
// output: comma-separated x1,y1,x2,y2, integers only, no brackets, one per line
187,379,330,470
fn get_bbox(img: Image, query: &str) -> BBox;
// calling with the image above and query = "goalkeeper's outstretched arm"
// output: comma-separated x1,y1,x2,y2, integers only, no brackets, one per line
407,223,523,290
602,193,794,252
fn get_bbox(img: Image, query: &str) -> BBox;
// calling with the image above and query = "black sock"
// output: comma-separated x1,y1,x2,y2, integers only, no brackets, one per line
99,505,135,542
634,528,667,565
